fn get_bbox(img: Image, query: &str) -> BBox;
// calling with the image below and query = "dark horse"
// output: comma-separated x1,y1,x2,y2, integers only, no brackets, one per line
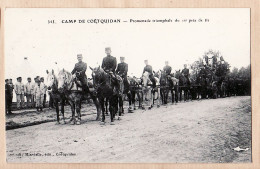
159,70,170,105
175,70,190,102
128,76,143,110
47,69,102,125
90,66,124,124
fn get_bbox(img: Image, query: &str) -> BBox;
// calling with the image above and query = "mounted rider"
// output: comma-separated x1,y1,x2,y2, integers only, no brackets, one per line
143,60,156,88
71,54,90,93
163,61,172,81
101,47,122,93
181,64,190,85
116,56,129,89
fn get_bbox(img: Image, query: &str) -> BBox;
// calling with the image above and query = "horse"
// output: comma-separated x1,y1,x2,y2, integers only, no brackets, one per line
90,66,123,124
57,69,102,125
169,76,179,104
141,71,160,109
46,70,66,124
159,70,171,105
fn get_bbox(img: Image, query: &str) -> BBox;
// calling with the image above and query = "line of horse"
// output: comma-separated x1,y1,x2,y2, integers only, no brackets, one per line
46,67,250,125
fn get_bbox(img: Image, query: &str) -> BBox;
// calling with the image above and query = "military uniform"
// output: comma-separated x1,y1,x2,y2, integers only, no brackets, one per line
163,65,172,76
182,68,190,85
5,82,12,114
101,55,117,73
116,62,129,90
143,65,156,88
71,61,89,92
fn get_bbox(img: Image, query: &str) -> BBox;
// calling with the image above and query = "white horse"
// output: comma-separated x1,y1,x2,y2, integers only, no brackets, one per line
142,71,160,110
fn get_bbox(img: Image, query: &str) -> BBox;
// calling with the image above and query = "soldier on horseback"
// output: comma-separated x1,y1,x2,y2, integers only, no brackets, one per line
71,54,90,93
101,47,121,93
116,56,129,89
143,60,156,88
181,64,190,85
163,61,172,82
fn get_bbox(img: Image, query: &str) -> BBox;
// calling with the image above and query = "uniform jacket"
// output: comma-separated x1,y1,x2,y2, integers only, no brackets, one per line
5,84,12,98
116,62,128,76
71,61,87,77
163,65,172,75
14,82,25,95
182,68,189,77
101,55,117,72
143,65,153,75
25,82,35,95
34,83,45,99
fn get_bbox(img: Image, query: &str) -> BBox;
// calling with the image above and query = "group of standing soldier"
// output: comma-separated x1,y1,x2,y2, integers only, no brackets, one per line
5,76,48,115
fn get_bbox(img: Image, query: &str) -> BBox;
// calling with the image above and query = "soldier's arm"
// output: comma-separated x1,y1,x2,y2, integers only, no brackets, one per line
113,58,117,71
101,58,105,69
169,67,172,74
125,64,128,75
116,64,119,74
71,64,77,74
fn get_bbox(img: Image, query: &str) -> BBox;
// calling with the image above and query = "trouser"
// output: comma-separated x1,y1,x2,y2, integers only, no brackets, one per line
35,94,44,109
26,94,33,108
78,75,90,93
16,94,24,109
43,94,46,107
5,97,12,114
149,74,156,88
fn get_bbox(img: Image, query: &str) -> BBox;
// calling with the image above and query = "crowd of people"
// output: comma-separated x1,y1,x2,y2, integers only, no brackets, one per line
5,76,52,115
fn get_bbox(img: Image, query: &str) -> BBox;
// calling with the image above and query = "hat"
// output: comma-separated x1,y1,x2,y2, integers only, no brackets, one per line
105,47,111,51
5,79,9,82
120,56,125,59
17,77,21,80
40,77,44,80
27,77,31,80
77,54,82,58
144,60,148,62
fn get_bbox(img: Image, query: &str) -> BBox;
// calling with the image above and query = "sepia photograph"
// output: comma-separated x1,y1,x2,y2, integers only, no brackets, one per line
4,8,251,163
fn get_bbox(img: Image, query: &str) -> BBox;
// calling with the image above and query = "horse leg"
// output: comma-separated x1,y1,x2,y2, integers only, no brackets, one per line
60,98,66,124
99,98,105,123
109,97,115,123
105,98,109,116
118,95,123,116
89,92,101,121
75,100,81,125
55,99,60,124
70,102,76,125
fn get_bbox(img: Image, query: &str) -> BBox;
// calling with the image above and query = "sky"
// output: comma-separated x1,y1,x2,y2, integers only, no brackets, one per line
5,8,250,81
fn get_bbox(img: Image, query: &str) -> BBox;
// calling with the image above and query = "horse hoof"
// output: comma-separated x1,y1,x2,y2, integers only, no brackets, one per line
60,121,66,125
157,105,160,108
70,121,75,125
76,121,81,125
148,107,152,110
100,121,105,125
55,122,60,125
118,117,121,120
110,122,115,125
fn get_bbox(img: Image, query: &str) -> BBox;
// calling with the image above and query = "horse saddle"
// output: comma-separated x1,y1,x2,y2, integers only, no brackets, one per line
72,78,83,91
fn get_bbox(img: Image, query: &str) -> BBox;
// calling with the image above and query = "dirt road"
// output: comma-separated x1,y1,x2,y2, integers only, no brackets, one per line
6,96,251,163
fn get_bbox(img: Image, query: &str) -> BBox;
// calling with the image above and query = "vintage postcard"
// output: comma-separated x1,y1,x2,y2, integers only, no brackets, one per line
4,8,251,163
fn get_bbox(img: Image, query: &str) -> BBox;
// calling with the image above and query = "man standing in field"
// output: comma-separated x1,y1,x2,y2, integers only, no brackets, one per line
25,77,34,108
143,60,156,88
14,77,25,109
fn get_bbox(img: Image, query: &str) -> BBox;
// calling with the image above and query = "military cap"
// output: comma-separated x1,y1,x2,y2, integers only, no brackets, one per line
77,54,83,58
120,56,125,60
105,47,111,51
5,79,9,82
27,77,31,80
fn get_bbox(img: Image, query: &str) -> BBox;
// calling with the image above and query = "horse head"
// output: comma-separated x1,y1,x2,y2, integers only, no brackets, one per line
142,71,151,87
57,68,73,92
46,69,58,91
90,66,106,87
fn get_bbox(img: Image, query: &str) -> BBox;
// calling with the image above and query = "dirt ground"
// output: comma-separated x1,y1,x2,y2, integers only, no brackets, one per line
5,96,251,163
